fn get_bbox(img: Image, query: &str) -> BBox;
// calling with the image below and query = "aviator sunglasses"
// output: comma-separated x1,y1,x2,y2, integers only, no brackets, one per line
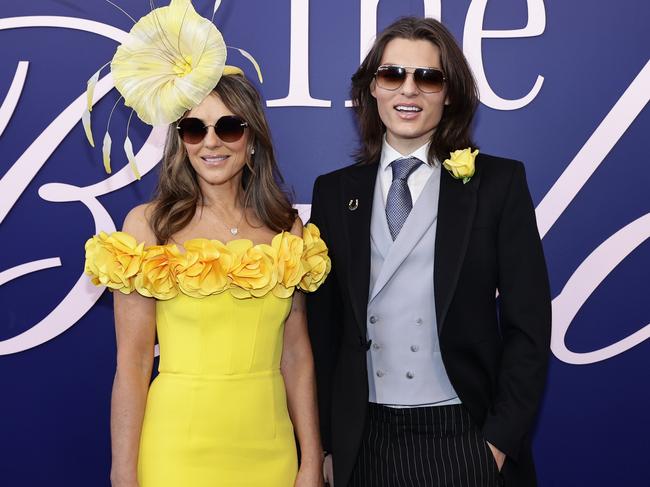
176,115,249,144
374,65,446,93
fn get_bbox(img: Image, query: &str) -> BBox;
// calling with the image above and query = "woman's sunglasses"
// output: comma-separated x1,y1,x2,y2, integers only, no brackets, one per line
374,65,446,93
176,115,249,144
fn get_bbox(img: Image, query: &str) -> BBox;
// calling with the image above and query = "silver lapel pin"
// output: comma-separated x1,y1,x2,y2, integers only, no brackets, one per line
348,198,359,211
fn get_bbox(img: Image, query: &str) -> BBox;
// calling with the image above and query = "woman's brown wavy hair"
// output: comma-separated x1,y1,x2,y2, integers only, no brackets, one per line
149,74,297,244
351,16,479,165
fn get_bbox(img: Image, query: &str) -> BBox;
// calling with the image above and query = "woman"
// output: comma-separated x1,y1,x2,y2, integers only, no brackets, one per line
86,70,329,487
84,3,329,485
83,0,333,479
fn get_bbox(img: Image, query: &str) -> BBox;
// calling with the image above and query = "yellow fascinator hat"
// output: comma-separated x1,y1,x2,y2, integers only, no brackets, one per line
82,0,262,179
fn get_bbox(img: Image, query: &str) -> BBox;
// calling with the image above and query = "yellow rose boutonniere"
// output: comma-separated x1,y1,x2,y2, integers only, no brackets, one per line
442,148,479,184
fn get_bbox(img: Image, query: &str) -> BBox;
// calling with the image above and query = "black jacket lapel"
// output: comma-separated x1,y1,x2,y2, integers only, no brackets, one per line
434,166,480,333
341,163,378,339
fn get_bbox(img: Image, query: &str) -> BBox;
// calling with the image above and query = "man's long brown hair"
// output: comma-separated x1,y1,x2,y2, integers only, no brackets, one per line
351,17,479,165
150,74,297,244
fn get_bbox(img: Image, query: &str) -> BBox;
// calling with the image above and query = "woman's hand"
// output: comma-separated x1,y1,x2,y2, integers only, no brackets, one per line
294,462,324,487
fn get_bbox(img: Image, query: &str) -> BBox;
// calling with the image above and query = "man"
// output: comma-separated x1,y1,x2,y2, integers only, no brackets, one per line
307,17,551,487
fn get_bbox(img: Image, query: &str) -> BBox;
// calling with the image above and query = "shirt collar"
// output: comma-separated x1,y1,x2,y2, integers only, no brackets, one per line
379,136,432,171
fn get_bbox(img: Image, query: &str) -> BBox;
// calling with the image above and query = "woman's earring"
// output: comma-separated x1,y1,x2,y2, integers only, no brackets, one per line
246,149,256,176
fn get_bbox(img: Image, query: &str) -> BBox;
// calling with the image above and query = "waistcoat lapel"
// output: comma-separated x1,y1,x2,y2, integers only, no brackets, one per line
369,169,440,303
370,171,393,259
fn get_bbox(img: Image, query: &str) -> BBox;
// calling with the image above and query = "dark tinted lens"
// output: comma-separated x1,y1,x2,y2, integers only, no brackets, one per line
376,66,406,90
177,118,206,144
215,115,247,143
414,68,445,93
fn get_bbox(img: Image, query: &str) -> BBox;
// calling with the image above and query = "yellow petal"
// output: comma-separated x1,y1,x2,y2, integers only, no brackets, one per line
123,136,141,180
236,48,263,83
81,108,95,147
86,68,101,112
102,131,112,174
223,65,244,76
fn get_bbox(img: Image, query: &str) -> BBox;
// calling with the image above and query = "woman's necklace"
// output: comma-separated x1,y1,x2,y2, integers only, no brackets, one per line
229,212,244,236
205,204,245,236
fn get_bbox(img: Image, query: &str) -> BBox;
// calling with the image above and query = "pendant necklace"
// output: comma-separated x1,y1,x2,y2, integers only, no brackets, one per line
228,209,245,236
206,204,245,237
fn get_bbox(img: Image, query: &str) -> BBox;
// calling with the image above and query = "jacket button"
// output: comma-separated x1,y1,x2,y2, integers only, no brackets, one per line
369,315,378,324
415,318,423,325
376,370,385,378
406,371,414,379
410,345,419,352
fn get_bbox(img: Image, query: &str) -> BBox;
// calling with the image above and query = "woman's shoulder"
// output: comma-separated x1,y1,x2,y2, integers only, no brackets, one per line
289,215,304,238
123,203,157,246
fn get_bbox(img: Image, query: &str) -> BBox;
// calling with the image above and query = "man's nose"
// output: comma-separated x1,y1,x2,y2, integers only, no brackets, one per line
400,72,420,96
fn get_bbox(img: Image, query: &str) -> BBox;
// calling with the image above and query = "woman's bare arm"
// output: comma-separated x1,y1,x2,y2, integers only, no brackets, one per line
281,217,324,486
110,205,156,487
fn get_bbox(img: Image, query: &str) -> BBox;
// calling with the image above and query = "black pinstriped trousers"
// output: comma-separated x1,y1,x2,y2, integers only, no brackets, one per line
348,403,503,487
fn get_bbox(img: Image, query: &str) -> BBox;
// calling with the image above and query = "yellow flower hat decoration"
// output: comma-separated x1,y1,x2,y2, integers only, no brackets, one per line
111,0,227,126
82,0,264,179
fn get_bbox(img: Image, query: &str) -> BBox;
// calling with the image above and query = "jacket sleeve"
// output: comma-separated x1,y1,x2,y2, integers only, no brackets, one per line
482,161,552,461
306,175,343,452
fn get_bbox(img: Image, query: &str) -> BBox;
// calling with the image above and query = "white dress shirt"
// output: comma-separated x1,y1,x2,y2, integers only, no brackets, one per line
378,137,437,208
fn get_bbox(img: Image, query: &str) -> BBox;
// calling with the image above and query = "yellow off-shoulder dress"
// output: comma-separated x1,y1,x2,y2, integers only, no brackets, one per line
84,224,330,487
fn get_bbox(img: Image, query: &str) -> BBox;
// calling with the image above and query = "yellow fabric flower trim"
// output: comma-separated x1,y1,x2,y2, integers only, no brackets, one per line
442,148,479,184
84,224,331,300
135,245,183,300
299,224,332,292
273,232,305,298
176,239,233,298
84,231,145,294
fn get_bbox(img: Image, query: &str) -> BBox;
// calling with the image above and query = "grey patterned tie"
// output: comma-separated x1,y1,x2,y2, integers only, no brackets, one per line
385,157,423,240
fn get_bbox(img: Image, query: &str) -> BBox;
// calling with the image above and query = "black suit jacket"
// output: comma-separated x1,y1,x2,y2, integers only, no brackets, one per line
306,153,552,486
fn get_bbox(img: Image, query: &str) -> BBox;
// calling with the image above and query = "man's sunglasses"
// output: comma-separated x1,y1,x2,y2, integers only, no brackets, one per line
176,115,249,144
374,65,446,94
